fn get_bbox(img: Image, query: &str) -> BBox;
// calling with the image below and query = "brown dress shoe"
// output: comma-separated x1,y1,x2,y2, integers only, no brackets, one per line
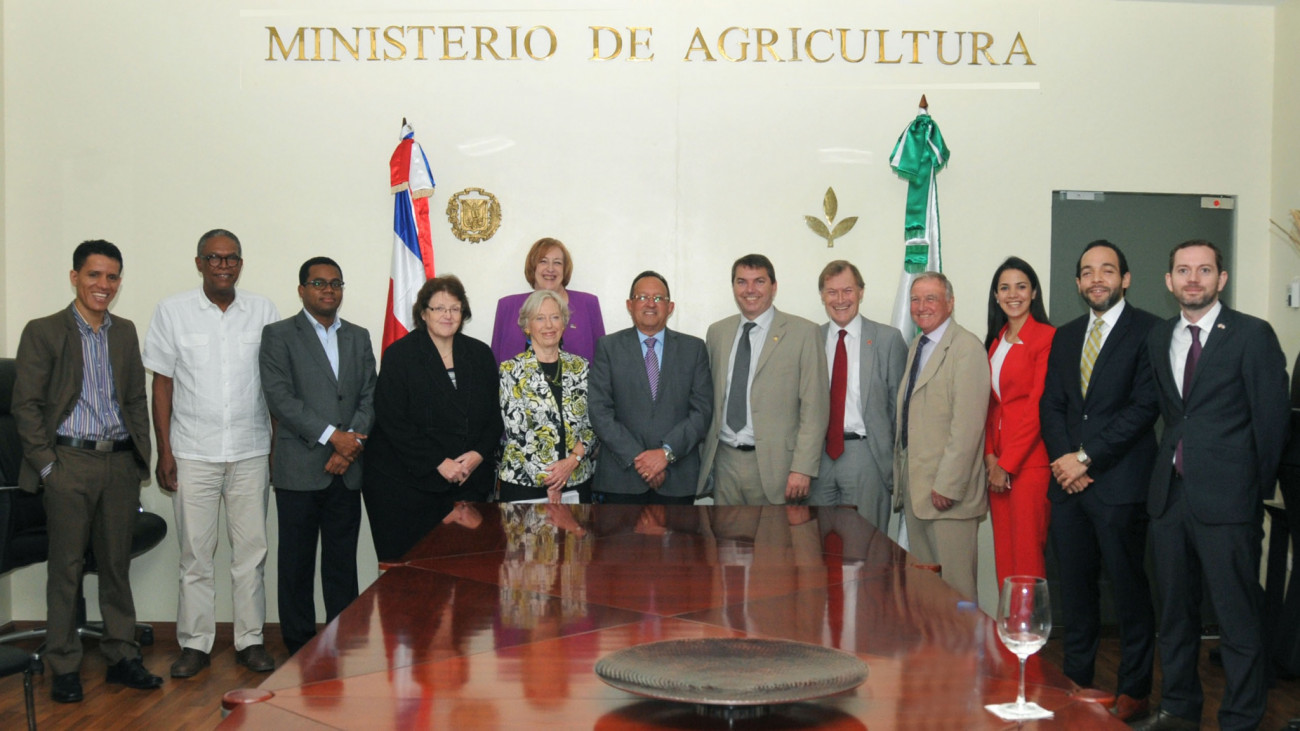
1112,694,1150,722
235,644,276,672
170,647,211,678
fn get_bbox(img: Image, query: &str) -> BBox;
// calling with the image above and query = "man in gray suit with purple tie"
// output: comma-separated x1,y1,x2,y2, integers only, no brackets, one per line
588,271,712,503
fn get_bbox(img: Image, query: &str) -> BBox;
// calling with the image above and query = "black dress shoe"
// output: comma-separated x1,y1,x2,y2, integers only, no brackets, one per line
51,672,83,703
105,657,163,689
1130,707,1199,730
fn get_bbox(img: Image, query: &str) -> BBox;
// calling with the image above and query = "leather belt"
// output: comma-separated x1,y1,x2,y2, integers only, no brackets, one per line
726,443,756,452
56,435,134,453
843,433,866,441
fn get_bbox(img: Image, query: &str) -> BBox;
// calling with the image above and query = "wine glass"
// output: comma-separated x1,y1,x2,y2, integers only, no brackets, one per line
992,575,1052,718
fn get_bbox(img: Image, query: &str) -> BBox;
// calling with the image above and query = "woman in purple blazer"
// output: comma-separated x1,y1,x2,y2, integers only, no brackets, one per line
491,237,605,364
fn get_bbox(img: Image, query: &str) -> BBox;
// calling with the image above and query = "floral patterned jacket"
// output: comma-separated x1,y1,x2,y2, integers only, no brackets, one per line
498,349,598,488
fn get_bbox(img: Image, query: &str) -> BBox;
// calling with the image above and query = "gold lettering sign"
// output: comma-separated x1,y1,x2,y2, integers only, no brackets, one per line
265,25,1036,66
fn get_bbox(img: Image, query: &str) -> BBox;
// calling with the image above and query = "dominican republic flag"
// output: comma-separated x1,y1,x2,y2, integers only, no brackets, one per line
383,122,437,354
888,98,950,337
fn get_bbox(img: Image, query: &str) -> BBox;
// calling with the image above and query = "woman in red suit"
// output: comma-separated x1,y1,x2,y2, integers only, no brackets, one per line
984,257,1055,587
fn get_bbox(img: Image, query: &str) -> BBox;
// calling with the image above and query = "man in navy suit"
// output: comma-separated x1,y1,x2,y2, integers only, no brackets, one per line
588,271,712,503
1040,240,1160,722
1135,240,1289,731
259,256,376,654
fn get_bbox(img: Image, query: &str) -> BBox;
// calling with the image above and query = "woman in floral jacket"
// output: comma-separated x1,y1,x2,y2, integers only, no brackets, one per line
498,289,597,503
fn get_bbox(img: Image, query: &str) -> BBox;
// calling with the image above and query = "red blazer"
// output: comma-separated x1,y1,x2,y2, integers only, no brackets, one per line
985,316,1055,474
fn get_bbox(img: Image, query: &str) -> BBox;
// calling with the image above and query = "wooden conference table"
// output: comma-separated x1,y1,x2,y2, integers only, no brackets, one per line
218,503,1123,729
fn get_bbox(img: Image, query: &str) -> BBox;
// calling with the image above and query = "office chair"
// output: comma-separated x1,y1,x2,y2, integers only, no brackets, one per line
0,357,167,668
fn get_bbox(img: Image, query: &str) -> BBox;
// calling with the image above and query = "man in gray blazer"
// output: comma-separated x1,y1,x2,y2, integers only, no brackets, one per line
259,256,376,654
810,260,907,533
698,254,829,505
893,272,989,600
588,271,712,503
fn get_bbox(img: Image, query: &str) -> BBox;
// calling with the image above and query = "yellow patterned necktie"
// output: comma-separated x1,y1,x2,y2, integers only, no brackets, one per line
1080,318,1107,397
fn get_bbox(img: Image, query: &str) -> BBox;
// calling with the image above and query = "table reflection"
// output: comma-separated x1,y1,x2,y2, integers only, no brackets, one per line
223,504,1122,730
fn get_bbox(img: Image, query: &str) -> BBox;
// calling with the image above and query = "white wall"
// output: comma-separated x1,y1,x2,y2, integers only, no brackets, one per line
1,0,1291,621
1273,0,1300,360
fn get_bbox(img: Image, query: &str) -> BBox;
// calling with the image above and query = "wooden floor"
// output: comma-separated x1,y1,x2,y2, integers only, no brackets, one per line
3,629,1300,729
0,622,284,730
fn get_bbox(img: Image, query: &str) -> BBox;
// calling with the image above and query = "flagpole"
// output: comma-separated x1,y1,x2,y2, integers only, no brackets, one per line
888,96,950,551
383,122,437,354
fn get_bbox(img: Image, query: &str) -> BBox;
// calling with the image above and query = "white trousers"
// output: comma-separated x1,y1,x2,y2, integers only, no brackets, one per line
174,456,269,652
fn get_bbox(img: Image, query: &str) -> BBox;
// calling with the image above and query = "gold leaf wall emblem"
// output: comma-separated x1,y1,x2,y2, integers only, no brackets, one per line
805,186,858,247
447,187,503,243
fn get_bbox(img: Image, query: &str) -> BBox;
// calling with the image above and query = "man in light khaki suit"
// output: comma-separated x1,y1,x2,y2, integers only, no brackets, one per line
893,272,989,600
698,254,829,505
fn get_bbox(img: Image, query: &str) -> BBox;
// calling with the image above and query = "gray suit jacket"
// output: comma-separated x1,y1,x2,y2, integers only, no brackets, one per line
259,312,377,491
893,318,989,520
12,306,151,492
588,327,713,496
698,308,830,502
820,316,908,493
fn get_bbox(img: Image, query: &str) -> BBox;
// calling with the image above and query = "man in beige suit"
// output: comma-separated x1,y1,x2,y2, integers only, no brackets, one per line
893,272,989,600
698,254,829,504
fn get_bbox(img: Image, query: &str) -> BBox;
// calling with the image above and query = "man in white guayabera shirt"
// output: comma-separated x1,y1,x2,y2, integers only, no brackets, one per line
143,228,280,679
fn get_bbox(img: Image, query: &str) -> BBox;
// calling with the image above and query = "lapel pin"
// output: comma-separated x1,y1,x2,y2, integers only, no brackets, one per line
1216,323,1226,330
866,339,873,346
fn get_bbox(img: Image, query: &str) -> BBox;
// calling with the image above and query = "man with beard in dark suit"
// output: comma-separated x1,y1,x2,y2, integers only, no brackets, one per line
1135,240,1289,731
1040,240,1160,722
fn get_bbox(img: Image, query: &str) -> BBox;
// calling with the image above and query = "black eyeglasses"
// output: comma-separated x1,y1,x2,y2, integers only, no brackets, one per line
199,253,243,266
426,305,462,316
631,294,670,303
306,279,345,291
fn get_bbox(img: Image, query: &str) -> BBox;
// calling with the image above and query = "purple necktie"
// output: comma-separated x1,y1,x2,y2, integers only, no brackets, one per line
1175,324,1202,476
645,336,660,400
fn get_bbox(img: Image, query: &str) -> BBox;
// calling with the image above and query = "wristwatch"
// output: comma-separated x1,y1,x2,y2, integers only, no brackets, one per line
662,444,677,464
1076,448,1091,466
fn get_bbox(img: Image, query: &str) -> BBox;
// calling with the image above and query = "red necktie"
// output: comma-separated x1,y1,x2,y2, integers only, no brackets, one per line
826,329,848,459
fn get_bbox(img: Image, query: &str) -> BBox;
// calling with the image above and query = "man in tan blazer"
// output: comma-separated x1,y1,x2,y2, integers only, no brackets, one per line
893,272,989,600
698,254,829,504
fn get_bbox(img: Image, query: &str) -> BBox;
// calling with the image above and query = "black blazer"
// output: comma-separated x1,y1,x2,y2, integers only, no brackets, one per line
365,329,503,497
1040,303,1161,505
1146,306,1290,523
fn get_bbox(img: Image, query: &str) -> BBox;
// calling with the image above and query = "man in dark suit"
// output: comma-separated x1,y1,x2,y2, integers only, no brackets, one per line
259,256,376,654
810,260,907,533
698,254,829,505
12,240,163,702
588,271,712,504
1040,240,1160,722
1135,240,1289,731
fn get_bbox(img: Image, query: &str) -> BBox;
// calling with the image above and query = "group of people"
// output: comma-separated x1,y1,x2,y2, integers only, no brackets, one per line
12,231,379,702
11,230,1290,729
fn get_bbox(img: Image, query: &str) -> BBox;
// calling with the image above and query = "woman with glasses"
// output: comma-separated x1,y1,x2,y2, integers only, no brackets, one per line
490,237,605,364
362,275,502,562
498,289,597,503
